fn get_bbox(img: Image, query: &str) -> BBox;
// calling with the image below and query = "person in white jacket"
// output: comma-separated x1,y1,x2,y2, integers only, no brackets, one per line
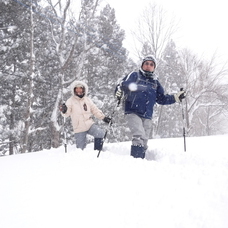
60,80,111,151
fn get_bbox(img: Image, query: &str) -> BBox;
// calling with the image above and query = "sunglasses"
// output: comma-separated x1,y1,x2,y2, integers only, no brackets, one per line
144,62,154,67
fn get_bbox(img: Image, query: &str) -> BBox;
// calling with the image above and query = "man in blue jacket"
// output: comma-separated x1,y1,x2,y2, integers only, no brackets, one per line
115,55,186,159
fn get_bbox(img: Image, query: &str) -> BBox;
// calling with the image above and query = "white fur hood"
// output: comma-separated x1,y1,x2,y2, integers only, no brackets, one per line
70,80,88,97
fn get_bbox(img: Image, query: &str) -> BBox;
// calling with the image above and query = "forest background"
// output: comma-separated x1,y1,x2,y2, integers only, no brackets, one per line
1,0,228,155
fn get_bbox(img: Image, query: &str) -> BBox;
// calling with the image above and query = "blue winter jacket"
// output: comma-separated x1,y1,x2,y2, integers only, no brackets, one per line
118,71,176,119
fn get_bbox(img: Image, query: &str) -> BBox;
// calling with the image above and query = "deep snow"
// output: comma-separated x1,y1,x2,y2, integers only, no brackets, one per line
0,135,228,228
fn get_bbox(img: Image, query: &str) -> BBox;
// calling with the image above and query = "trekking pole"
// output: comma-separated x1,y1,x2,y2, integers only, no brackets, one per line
60,101,68,153
180,88,186,152
63,115,67,153
61,81,67,153
97,98,121,158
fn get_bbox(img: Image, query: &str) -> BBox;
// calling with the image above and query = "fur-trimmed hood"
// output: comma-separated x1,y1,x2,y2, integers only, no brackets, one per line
70,80,88,97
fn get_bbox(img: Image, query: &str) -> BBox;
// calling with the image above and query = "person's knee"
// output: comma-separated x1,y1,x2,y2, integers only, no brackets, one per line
89,125,105,138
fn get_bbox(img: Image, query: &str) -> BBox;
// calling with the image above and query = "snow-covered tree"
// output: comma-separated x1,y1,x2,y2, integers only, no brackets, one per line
179,49,228,136
132,3,177,62
0,0,36,154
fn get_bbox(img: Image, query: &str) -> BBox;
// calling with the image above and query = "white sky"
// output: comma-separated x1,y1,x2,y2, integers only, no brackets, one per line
103,0,228,65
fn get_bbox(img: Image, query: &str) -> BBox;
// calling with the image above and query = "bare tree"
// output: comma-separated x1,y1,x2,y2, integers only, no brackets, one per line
132,3,178,62
179,49,228,136
46,0,102,147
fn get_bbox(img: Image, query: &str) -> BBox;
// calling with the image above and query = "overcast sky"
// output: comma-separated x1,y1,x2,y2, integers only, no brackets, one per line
103,0,228,65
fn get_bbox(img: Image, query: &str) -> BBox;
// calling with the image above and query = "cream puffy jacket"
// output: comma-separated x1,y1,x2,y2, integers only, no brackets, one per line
62,81,105,133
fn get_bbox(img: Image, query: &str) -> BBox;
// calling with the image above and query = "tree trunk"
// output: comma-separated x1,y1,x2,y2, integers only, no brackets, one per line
9,112,15,155
50,121,61,148
21,4,35,153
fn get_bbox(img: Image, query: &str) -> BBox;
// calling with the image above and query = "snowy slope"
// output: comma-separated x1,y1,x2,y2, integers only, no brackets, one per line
0,135,228,228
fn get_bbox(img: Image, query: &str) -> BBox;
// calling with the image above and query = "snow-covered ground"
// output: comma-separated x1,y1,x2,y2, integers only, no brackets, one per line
0,135,228,228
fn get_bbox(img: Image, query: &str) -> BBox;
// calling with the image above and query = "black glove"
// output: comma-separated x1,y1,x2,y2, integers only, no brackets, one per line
103,116,112,124
60,103,67,114
174,89,186,102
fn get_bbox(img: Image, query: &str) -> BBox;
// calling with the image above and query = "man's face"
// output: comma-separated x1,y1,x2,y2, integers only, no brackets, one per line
142,61,155,72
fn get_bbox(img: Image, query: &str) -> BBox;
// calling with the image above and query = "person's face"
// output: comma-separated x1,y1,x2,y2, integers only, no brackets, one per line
75,87,84,95
142,61,155,72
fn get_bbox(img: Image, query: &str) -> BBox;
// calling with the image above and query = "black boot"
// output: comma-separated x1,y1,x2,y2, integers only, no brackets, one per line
94,138,104,151
130,145,145,159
